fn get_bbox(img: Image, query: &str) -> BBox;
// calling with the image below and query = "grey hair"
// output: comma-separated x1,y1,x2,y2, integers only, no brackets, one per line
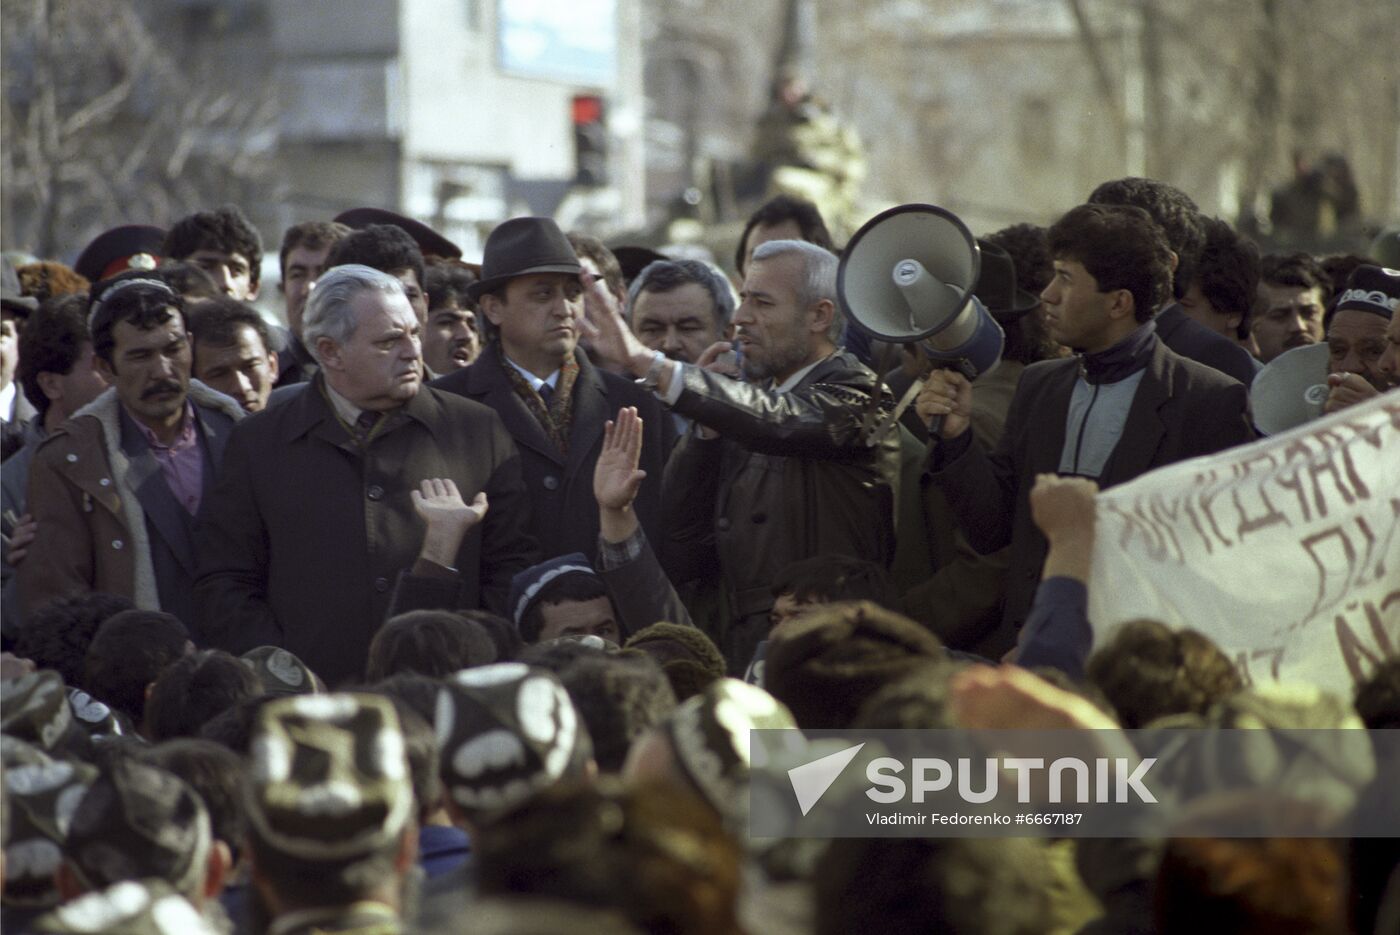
302,264,406,363
625,258,738,326
751,239,844,342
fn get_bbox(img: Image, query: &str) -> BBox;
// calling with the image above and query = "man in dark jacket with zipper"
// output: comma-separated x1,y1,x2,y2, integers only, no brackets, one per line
918,203,1255,658
584,238,901,673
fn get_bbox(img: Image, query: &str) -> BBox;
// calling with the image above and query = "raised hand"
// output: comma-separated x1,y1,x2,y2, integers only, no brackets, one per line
1029,474,1099,543
578,271,649,374
411,478,488,568
595,406,648,513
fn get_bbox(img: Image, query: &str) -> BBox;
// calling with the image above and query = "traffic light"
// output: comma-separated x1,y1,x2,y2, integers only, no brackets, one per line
572,94,609,187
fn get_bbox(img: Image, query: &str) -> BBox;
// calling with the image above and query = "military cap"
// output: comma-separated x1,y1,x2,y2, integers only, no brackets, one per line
334,207,462,260
240,645,321,696
245,693,412,862
2,670,88,756
2,739,99,907
31,878,217,934
434,663,592,820
72,226,166,285
665,678,796,830
65,758,211,895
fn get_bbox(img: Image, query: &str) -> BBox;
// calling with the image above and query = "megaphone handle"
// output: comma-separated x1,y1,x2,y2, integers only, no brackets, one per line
923,358,978,444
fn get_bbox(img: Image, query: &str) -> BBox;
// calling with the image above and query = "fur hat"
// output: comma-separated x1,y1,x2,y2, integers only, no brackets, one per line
624,623,726,701
763,601,945,729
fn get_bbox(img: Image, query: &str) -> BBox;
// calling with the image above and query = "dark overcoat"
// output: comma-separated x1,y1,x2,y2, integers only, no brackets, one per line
193,377,537,685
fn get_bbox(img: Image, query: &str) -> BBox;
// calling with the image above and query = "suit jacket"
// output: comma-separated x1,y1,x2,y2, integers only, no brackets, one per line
931,338,1255,654
1155,303,1260,387
193,377,537,686
431,347,671,564
19,383,242,619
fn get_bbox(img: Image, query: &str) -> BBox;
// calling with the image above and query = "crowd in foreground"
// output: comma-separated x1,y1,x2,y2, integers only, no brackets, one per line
0,177,1398,934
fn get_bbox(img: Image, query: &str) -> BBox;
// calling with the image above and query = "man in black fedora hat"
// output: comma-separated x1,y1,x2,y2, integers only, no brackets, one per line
433,217,671,565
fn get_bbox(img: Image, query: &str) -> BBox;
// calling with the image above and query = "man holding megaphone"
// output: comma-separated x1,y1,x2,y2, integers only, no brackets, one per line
919,203,1255,657
582,238,901,673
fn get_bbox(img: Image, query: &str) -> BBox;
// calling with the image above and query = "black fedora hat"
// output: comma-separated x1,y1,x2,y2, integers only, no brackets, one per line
468,217,582,301
334,207,462,260
973,240,1040,320
610,244,669,286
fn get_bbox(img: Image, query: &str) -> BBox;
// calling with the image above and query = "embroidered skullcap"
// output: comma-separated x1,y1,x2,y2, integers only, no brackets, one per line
1334,265,1400,320
507,553,601,631
240,645,321,696
434,663,593,821
665,678,796,830
2,739,99,907
2,670,88,756
65,758,211,895
244,693,412,862
31,878,217,935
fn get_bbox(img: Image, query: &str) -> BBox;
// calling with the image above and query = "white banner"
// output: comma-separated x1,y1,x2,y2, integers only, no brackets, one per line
1089,390,1400,693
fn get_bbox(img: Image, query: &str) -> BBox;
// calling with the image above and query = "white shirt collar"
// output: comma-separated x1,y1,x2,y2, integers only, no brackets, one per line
773,354,831,394
322,380,363,425
503,356,560,393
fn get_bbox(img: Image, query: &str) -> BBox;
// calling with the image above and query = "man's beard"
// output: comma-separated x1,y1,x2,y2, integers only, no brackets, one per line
741,336,810,383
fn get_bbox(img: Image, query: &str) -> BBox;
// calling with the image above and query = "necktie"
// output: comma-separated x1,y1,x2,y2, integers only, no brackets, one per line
538,382,554,408
354,409,379,444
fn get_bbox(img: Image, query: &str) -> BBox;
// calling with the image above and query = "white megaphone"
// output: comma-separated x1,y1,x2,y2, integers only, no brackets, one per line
1250,342,1331,435
837,204,1004,443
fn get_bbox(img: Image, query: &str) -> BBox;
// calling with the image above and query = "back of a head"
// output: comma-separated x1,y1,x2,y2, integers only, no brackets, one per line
162,205,263,286
987,222,1054,295
1048,203,1174,323
814,835,1051,935
1088,176,1204,299
1086,619,1242,728
475,778,743,935
145,649,262,741
66,757,212,898
623,622,726,702
1155,796,1348,935
82,610,189,725
243,693,414,907
141,739,247,859
366,610,498,682
772,554,898,609
15,593,134,688
434,663,594,824
325,223,425,286
763,601,945,729
558,653,677,773
1196,217,1261,333
851,661,958,729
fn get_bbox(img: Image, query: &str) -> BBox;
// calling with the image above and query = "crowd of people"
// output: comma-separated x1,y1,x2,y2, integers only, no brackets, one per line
0,177,1397,934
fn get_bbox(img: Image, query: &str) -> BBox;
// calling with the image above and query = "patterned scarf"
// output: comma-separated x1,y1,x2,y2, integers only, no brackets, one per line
498,343,579,456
